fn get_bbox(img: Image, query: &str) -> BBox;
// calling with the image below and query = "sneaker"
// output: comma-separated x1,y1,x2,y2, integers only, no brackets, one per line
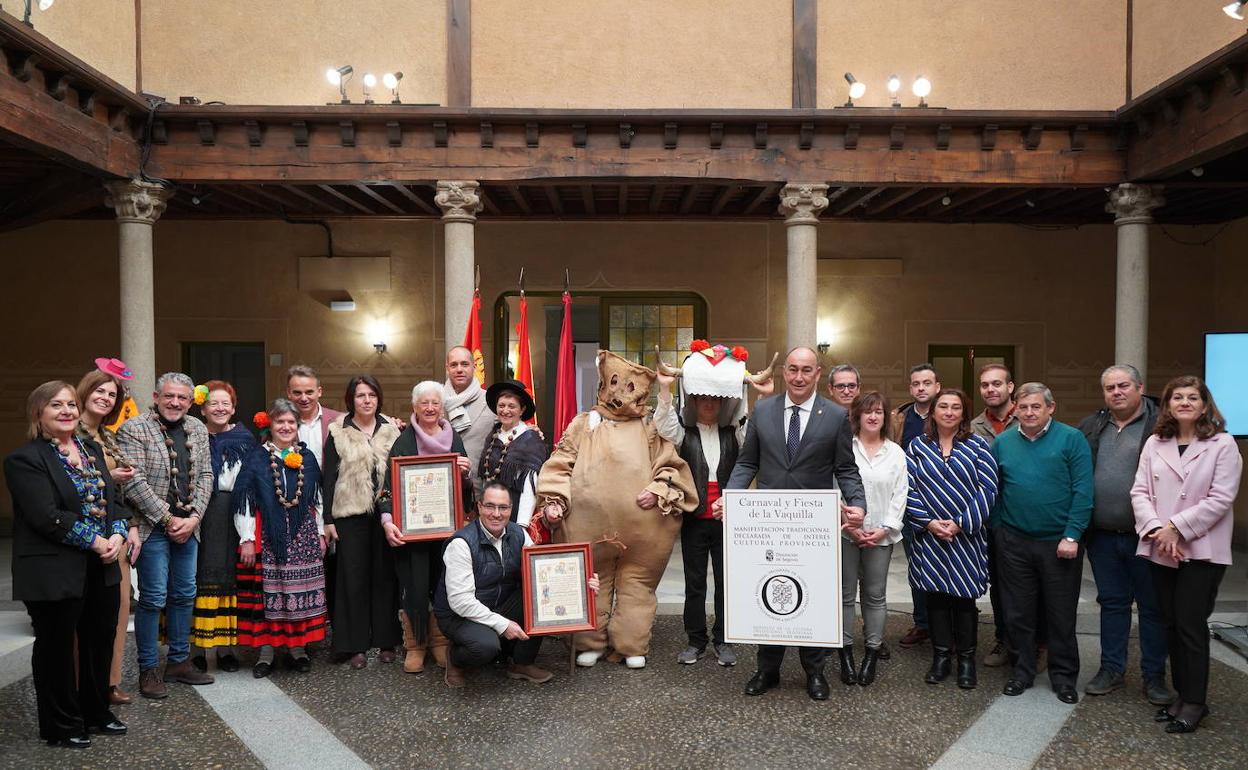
983,641,1008,668
507,663,554,684
899,626,929,648
1144,676,1176,706
576,650,603,667
1084,668,1125,695
624,656,647,669
714,644,737,667
677,646,706,665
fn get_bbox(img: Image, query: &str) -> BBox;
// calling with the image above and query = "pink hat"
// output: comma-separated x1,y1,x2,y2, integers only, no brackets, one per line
94,357,134,381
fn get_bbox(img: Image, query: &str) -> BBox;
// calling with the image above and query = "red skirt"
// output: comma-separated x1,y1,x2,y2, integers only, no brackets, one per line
236,506,327,648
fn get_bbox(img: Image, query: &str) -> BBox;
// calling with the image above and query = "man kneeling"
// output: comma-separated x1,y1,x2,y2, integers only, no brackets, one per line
432,482,597,687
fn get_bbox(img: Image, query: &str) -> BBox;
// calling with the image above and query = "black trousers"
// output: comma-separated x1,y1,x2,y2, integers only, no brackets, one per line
24,560,120,741
1151,560,1225,706
995,527,1083,687
331,514,401,653
925,591,978,652
757,643,827,676
987,526,1047,645
681,516,725,649
436,591,541,667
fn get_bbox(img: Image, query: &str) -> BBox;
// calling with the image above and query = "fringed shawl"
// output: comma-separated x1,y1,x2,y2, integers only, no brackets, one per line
478,425,548,494
209,424,257,491
233,443,321,564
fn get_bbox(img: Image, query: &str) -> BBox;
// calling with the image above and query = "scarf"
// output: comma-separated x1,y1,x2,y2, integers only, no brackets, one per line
208,424,257,491
442,379,483,433
412,416,455,455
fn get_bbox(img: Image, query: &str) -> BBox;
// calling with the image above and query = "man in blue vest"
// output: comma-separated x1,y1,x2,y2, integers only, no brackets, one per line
433,482,598,687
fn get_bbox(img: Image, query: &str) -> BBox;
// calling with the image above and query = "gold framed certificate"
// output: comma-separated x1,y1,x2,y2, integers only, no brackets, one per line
521,543,596,636
389,454,465,542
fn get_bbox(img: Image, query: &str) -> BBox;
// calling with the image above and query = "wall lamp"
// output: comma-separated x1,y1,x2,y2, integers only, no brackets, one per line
21,0,54,27
362,73,377,104
326,65,354,104
843,72,866,107
367,319,390,354
887,74,902,107
383,72,403,104
912,75,932,108
1225,2,1245,20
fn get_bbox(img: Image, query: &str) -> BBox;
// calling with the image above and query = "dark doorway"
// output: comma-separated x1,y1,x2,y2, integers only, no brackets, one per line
182,342,267,418
928,344,1016,414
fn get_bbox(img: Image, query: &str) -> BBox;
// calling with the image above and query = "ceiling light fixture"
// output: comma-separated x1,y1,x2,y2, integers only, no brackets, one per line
382,72,403,104
362,73,377,104
843,72,866,107
1191,166,1205,177
912,76,932,108
1224,2,1245,21
887,74,902,107
326,65,354,104
21,0,54,27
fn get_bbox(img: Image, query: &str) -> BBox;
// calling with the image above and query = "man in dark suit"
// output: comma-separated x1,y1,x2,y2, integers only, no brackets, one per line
714,346,867,701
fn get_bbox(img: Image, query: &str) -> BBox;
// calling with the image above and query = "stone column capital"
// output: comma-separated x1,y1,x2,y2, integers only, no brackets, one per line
778,183,830,226
435,180,484,223
104,179,173,225
1106,183,1164,226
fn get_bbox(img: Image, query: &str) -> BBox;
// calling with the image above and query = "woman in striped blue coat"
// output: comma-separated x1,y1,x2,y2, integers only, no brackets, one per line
906,388,998,690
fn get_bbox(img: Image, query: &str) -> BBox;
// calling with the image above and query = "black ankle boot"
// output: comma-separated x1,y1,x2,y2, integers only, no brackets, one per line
957,650,977,689
838,645,858,685
858,647,880,686
925,648,952,683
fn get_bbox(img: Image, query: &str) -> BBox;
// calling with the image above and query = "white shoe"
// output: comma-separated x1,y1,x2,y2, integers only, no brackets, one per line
575,650,603,667
624,655,646,669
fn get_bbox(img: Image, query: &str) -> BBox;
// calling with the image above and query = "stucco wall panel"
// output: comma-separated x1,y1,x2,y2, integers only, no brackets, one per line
11,0,136,89
1132,0,1245,96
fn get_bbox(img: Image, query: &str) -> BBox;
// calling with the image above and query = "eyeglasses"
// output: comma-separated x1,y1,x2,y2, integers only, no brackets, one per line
480,503,512,513
831,383,860,391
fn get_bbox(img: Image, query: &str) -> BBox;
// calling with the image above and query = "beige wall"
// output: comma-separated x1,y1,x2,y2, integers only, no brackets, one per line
4,0,136,89
472,0,791,108
1,216,1245,538
140,0,446,106
819,0,1127,110
1132,0,1246,97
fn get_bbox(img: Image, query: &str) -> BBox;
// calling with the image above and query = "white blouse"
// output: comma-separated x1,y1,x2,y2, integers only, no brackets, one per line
849,437,908,546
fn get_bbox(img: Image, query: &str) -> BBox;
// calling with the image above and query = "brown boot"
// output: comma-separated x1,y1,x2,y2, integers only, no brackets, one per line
428,613,449,669
444,662,466,688
398,610,426,674
139,668,168,699
163,659,215,685
507,663,554,684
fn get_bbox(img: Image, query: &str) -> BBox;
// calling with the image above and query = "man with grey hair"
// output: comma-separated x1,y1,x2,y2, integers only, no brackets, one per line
1077,365,1171,705
118,372,215,698
990,382,1093,705
826,364,861,409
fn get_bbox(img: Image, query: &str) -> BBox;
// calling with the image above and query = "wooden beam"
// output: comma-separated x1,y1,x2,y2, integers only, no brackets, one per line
386,182,438,215
678,184,701,215
544,186,563,216
648,184,666,215
317,184,375,214
955,188,1031,217
1128,66,1248,179
280,184,347,214
742,183,780,215
865,186,923,216
211,185,284,214
935,187,996,214
833,186,887,216
580,185,595,216
617,183,628,215
892,188,951,218
506,185,532,216
792,0,817,108
354,183,406,214
447,0,471,107
480,189,501,216
709,185,737,216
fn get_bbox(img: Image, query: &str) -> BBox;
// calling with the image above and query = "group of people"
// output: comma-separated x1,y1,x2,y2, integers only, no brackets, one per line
5,341,1240,749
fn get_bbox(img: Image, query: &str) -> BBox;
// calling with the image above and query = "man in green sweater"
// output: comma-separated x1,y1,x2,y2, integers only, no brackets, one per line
990,382,1093,705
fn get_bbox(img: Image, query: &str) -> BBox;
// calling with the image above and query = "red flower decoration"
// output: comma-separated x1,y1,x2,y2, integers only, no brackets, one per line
690,339,711,353
731,346,749,362
253,411,271,429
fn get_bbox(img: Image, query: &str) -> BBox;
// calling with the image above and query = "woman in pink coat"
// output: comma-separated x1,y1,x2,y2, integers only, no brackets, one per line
1132,375,1242,734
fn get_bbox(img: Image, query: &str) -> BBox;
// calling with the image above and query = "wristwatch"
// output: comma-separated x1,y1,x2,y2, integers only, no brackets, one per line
1062,537,1077,544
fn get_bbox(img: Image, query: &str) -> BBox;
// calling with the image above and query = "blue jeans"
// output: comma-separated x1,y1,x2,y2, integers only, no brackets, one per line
1086,529,1167,678
901,526,928,629
135,529,199,671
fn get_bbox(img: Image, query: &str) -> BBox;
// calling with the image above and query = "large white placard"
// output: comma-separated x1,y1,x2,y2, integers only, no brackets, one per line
723,488,842,648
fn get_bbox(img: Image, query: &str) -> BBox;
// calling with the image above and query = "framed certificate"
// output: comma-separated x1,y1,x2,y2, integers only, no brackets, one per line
521,543,596,636
389,454,465,542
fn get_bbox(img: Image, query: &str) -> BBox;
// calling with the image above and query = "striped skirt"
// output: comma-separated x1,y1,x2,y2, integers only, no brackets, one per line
237,505,327,649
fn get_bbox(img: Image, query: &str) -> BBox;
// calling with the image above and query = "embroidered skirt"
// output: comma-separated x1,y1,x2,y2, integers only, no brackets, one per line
237,504,327,648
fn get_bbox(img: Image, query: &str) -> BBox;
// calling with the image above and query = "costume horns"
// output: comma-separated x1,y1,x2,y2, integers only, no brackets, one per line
653,346,779,385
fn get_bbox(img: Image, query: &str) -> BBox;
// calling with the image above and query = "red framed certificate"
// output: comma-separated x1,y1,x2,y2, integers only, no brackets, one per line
521,542,596,636
389,454,465,542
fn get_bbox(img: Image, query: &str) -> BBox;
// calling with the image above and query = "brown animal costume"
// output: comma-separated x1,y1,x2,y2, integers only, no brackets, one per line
537,351,698,663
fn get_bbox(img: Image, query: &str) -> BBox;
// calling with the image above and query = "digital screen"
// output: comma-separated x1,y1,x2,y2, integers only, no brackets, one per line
1205,333,1248,437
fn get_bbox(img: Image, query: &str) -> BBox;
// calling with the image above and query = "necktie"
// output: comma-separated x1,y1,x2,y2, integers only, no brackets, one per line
786,405,801,462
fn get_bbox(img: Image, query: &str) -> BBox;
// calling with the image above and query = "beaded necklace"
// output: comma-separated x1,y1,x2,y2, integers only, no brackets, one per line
77,423,128,469
268,443,305,509
48,435,108,518
480,428,516,483
155,412,198,514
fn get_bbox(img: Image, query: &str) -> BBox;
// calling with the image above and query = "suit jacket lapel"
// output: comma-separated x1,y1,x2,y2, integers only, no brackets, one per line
1158,438,1185,477
38,441,82,511
794,397,828,462
1180,439,1211,468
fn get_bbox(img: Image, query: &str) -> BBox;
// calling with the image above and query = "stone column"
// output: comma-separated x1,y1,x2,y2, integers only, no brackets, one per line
435,181,484,348
1106,183,1164,382
105,179,173,408
779,183,829,352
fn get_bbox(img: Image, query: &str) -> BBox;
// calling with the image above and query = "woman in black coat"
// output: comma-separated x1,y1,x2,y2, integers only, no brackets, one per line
5,381,130,749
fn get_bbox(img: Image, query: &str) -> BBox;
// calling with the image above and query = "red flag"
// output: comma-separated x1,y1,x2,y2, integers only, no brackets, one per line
552,289,577,444
462,289,486,386
515,294,537,424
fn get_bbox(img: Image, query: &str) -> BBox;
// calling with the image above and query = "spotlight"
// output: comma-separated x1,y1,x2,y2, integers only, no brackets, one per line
843,72,866,107
941,195,952,206
326,65,354,103
1224,2,1245,21
362,73,377,104
383,72,403,104
21,0,54,27
887,74,902,107
1025,199,1036,208
912,76,932,108
1191,166,1205,177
